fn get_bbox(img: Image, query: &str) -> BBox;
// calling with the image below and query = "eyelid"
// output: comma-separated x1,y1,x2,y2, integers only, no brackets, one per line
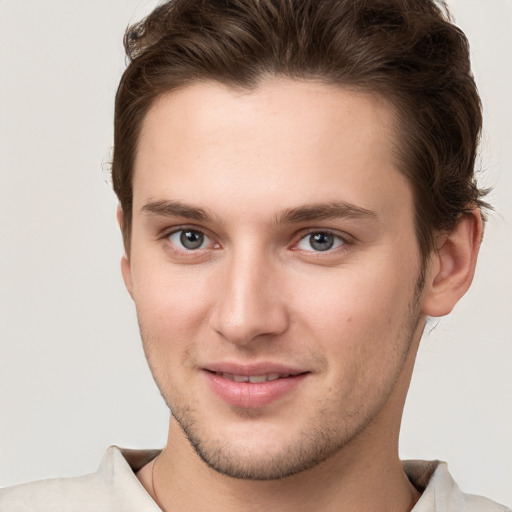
292,228,353,252
160,223,211,239
161,225,220,251
158,224,353,254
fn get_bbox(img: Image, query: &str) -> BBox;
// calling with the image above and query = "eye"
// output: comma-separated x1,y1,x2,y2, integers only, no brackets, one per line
168,229,211,250
296,231,345,252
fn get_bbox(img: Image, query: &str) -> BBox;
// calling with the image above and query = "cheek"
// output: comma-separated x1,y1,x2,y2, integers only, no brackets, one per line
291,260,418,356
131,259,214,342
131,263,215,392
290,264,420,411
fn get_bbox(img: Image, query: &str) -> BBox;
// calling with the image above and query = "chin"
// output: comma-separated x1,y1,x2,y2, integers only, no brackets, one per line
171,406,358,481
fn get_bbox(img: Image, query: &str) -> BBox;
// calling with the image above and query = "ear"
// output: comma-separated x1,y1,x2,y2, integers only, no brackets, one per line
421,209,483,317
117,205,134,299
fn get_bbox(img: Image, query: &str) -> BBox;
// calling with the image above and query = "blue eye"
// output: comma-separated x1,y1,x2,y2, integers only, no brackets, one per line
169,229,210,250
297,232,345,252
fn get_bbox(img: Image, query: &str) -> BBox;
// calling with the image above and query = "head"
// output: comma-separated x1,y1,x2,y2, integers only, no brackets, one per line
113,0,487,263
112,0,486,481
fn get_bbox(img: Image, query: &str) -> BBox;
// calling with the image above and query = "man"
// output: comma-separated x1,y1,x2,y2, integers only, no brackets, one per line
1,0,509,510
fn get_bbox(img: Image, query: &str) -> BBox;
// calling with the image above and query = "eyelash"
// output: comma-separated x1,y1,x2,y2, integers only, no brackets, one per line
293,230,349,253
162,226,218,253
161,226,352,255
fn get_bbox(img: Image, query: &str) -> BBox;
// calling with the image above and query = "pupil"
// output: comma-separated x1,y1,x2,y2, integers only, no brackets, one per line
180,230,204,250
310,233,334,251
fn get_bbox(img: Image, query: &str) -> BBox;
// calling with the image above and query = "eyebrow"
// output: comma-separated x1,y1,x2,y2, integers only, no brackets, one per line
276,202,378,224
140,199,378,225
141,199,214,222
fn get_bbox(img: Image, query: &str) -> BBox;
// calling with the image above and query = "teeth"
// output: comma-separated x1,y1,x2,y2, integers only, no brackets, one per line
219,372,291,382
248,375,267,383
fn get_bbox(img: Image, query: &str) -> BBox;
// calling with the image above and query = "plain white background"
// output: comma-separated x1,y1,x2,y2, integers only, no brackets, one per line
0,0,510,506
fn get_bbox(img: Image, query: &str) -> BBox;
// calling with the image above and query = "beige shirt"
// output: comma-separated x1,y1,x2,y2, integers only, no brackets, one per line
0,446,509,511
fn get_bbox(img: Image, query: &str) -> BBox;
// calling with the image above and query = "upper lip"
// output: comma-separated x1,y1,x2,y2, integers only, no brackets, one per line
203,362,307,377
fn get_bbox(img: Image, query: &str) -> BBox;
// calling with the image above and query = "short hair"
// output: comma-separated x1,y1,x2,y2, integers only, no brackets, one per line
112,0,489,260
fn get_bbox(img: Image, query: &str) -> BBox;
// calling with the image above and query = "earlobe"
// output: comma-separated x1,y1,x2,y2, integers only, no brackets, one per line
421,209,483,317
117,205,134,299
121,255,134,299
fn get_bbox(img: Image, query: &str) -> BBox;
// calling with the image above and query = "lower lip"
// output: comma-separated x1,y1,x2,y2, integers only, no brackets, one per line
203,371,308,409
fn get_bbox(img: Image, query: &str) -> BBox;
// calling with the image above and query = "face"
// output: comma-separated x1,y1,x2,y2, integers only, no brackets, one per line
123,79,427,480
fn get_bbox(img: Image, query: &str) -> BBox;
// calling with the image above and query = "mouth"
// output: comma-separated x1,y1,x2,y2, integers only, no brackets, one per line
208,371,298,383
203,366,309,408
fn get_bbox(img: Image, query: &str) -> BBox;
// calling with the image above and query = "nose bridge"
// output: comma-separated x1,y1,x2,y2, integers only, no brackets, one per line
211,244,288,345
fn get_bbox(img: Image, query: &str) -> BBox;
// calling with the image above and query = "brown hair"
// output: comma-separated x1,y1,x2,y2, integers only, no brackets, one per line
112,0,488,259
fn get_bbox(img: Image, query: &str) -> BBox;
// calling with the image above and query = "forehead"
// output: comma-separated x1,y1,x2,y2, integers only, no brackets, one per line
133,78,412,225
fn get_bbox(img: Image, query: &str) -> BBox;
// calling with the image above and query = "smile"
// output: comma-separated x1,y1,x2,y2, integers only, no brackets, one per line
204,369,308,408
214,372,292,383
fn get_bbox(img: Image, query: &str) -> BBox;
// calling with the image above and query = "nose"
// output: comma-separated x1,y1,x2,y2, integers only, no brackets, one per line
209,249,289,346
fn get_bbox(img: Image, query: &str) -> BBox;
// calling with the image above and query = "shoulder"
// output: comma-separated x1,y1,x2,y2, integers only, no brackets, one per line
0,446,161,512
0,473,108,512
460,493,511,512
404,460,510,512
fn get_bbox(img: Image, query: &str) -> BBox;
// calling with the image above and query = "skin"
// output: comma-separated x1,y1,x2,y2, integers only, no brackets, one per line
120,79,482,511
